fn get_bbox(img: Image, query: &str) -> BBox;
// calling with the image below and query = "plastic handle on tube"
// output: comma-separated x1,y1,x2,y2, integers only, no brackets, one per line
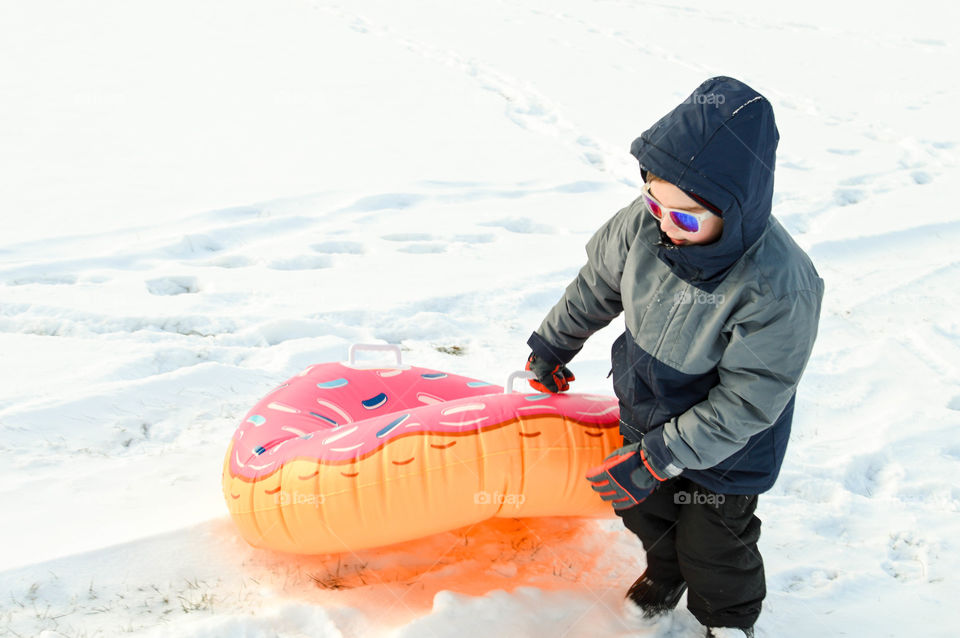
505,370,536,394
348,343,404,367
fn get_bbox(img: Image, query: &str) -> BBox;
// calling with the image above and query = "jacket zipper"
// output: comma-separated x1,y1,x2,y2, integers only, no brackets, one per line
653,291,683,358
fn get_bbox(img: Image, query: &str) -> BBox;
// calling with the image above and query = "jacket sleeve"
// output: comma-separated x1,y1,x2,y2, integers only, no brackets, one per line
642,286,824,472
528,200,642,364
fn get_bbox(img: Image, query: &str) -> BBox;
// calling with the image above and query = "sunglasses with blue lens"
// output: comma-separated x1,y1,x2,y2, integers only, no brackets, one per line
642,182,719,233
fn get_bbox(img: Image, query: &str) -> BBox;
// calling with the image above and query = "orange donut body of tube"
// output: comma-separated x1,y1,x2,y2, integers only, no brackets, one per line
222,363,622,554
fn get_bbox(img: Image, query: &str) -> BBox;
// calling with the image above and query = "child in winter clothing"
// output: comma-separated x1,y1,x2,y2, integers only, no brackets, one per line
525,76,824,636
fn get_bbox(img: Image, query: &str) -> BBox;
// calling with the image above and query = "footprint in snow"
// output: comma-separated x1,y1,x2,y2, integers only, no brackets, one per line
842,451,903,497
581,150,605,169
833,188,865,206
267,255,332,271
6,273,78,286
397,243,446,254
145,276,199,296
779,159,814,171
775,566,840,593
882,531,933,582
205,255,253,269
838,172,883,186
341,193,425,214
452,233,496,244
577,136,606,169
382,233,434,242
311,241,365,255
165,234,224,259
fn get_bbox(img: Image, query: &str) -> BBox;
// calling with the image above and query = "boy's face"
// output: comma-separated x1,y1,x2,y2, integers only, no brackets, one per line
649,180,724,246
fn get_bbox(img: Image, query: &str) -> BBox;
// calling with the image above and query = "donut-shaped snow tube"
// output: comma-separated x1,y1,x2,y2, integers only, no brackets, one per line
222,361,623,554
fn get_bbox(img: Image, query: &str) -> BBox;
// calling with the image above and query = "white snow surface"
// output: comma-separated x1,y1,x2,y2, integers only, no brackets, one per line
2,1,959,636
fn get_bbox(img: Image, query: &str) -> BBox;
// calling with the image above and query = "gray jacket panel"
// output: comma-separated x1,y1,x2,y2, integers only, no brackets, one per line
535,195,824,477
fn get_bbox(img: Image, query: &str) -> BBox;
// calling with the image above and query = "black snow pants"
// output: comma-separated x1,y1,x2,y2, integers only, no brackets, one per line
616,476,765,629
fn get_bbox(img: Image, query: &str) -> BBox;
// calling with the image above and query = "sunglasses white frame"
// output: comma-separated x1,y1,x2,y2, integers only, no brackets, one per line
642,181,718,233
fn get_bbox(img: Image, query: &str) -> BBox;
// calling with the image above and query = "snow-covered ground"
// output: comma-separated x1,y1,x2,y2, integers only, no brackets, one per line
2,1,959,636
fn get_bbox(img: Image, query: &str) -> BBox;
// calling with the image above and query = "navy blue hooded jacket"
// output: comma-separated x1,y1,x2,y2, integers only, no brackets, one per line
530,76,824,495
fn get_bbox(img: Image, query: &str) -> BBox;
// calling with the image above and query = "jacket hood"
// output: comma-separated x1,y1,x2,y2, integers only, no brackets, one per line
630,76,779,291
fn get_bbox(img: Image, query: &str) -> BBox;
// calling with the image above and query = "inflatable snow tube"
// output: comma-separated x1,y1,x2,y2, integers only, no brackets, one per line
222,359,622,554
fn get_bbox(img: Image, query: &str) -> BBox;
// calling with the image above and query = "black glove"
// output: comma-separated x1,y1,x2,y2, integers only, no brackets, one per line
525,352,575,393
585,441,670,511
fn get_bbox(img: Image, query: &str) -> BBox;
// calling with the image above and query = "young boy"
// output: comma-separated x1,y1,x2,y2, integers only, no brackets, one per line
525,76,824,637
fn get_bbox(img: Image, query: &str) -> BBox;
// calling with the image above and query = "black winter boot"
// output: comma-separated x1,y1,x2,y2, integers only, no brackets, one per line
625,571,687,618
705,626,755,637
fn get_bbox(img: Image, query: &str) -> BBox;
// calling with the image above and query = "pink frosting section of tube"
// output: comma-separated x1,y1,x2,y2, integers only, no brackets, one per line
229,363,619,480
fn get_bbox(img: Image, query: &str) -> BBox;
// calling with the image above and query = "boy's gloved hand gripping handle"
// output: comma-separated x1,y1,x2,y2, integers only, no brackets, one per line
525,352,575,393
